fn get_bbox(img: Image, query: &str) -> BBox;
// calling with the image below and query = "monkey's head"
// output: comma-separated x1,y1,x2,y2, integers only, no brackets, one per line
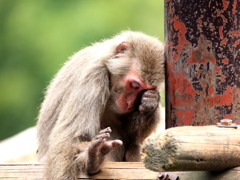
106,31,164,114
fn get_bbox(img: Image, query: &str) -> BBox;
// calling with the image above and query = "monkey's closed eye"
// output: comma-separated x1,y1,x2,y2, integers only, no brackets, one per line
130,81,141,89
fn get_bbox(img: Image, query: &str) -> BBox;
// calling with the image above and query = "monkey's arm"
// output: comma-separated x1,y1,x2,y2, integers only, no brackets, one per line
123,90,160,162
129,89,160,137
45,128,122,179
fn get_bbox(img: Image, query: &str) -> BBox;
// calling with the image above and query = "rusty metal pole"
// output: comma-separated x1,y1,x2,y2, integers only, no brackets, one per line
165,0,240,128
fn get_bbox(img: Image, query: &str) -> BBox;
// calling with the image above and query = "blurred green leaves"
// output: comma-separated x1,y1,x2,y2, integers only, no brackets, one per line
0,0,164,140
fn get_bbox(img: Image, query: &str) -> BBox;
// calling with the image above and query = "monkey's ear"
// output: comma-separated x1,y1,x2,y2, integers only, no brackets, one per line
116,42,129,54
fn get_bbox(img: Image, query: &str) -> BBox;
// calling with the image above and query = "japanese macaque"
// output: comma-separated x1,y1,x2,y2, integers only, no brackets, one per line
37,31,164,180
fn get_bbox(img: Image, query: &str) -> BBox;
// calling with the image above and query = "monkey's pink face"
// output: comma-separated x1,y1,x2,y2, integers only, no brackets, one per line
113,69,156,113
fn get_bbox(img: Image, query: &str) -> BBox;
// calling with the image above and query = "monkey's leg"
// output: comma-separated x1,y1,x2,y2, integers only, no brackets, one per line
86,127,122,174
124,144,141,162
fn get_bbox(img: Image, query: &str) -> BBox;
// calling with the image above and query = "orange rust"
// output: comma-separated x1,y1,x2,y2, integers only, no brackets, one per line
172,16,189,54
197,18,202,24
233,39,240,48
229,30,240,37
175,110,195,124
232,0,237,14
219,26,224,39
222,58,228,64
208,86,233,107
217,9,222,17
220,38,227,45
225,114,233,119
173,53,178,62
208,87,214,96
222,0,228,11
187,49,197,64
214,67,221,72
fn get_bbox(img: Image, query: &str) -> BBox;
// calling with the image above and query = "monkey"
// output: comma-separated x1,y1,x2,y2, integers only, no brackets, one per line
36,30,164,180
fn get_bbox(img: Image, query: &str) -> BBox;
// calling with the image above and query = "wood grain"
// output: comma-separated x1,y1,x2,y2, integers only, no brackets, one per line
1,162,240,179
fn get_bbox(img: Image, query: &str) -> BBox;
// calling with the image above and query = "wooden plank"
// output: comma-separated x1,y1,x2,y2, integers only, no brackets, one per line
0,163,43,180
79,162,158,179
0,162,158,179
1,162,240,180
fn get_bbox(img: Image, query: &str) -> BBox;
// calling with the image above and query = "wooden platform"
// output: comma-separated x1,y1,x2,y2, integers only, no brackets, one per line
1,162,240,179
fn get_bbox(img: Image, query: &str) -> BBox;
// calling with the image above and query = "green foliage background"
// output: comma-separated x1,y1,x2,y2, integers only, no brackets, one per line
0,0,164,141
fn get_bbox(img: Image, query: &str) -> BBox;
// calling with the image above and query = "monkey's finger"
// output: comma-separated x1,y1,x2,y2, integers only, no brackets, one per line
141,98,159,106
144,89,158,95
100,140,123,155
98,127,112,134
112,140,123,148
142,90,160,100
139,102,157,113
139,105,150,114
142,93,160,101
95,132,110,139
88,138,106,154
141,97,157,103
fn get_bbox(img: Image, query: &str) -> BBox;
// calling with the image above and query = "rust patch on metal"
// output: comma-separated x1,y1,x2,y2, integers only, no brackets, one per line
165,0,240,128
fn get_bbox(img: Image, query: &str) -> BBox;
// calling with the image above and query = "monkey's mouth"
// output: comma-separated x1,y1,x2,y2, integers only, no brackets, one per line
117,91,140,113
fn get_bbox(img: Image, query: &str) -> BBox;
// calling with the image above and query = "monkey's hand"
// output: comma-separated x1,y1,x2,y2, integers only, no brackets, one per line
87,127,122,174
139,90,160,114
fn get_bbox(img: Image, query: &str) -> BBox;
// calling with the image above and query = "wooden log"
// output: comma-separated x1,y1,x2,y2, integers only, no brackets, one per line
142,125,240,172
1,162,240,180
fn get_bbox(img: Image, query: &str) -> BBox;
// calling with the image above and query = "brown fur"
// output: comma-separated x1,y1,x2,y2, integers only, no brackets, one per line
37,31,164,180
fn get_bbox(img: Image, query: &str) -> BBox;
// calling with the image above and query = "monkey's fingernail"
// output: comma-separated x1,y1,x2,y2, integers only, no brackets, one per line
106,127,112,132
